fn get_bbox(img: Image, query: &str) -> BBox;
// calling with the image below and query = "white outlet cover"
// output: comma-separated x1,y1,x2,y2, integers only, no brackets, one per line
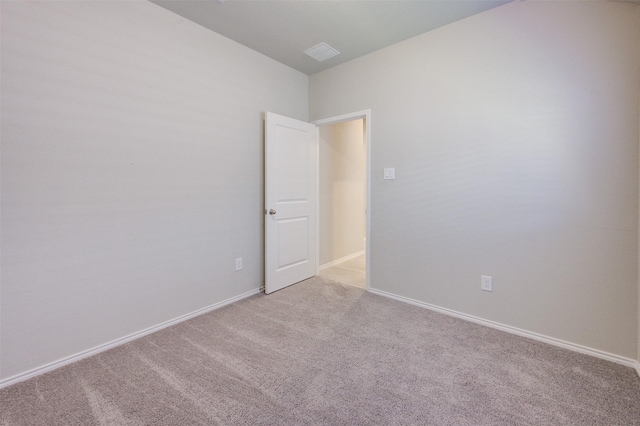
384,168,395,180
235,258,243,271
481,275,492,292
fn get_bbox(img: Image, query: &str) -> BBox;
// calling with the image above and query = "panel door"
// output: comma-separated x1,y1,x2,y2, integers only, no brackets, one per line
265,112,317,294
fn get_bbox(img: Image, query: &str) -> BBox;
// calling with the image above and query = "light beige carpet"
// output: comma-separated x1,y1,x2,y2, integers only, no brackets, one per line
319,254,366,289
1,277,639,425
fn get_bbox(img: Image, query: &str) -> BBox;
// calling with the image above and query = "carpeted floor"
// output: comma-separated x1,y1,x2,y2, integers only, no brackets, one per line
319,253,366,289
1,276,639,425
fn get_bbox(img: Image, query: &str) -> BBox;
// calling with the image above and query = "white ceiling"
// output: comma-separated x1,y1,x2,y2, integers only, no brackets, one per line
151,0,511,75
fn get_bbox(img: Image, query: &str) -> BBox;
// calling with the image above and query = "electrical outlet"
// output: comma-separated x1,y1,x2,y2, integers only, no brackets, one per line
481,275,492,292
235,258,243,271
383,168,395,180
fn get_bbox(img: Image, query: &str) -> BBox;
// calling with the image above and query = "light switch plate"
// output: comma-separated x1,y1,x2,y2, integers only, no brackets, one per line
384,168,395,180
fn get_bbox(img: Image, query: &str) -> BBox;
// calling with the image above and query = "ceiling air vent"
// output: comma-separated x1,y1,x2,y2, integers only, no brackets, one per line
303,42,340,62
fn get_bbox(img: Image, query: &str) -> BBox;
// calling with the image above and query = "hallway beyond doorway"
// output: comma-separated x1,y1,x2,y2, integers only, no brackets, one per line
318,254,366,289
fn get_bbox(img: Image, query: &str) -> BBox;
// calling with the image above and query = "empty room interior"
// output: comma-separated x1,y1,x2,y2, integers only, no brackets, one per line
1,0,640,424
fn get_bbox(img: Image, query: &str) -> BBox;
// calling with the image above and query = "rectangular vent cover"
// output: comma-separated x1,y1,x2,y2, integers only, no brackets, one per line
303,42,340,62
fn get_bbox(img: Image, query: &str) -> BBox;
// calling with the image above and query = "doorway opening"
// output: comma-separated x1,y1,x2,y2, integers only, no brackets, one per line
313,111,371,290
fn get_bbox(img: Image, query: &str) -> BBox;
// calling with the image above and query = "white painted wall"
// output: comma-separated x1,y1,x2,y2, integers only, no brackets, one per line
319,120,366,266
310,1,639,359
0,0,308,380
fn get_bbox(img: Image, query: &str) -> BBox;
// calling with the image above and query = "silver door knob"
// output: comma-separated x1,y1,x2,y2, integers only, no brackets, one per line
269,209,276,215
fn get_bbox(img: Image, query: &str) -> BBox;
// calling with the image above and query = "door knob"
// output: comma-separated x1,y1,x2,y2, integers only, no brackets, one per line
269,209,276,215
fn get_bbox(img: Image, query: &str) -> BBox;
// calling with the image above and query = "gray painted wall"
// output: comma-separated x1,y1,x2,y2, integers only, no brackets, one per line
0,1,308,380
310,1,639,359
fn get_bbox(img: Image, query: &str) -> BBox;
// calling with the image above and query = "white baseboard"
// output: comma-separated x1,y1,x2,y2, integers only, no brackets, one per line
635,360,640,378
368,288,639,375
0,288,261,390
319,250,365,271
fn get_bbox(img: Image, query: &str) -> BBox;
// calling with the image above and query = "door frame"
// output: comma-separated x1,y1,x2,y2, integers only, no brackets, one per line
312,110,371,290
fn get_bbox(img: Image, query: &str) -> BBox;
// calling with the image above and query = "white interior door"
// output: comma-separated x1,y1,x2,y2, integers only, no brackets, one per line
265,112,318,294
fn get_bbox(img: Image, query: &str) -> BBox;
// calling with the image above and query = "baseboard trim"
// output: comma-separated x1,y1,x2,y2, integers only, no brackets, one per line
0,288,261,389
319,250,365,271
368,288,639,374
635,360,640,378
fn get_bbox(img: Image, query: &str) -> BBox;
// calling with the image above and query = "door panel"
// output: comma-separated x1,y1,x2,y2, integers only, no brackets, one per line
265,112,317,294
277,217,309,268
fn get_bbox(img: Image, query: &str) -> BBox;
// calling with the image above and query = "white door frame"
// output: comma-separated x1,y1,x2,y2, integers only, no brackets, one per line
312,110,371,290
